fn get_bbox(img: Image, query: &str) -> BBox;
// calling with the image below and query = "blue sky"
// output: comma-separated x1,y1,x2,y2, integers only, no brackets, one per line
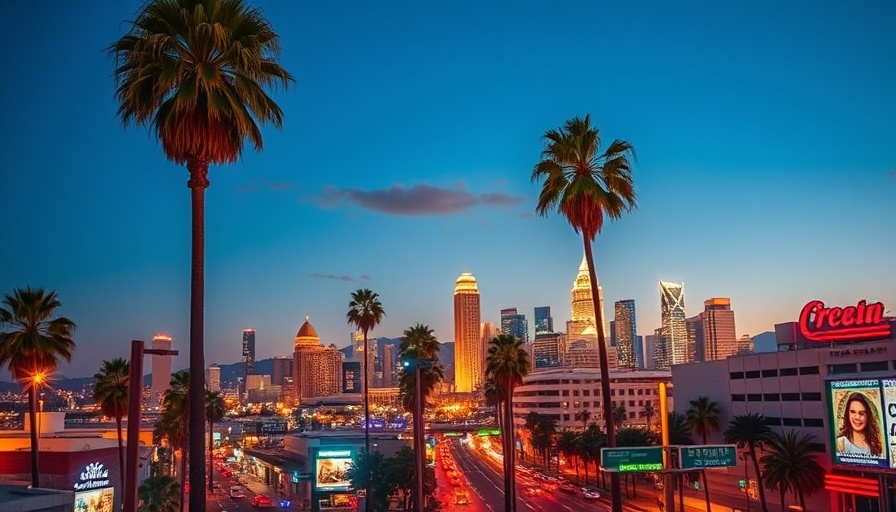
1,1,894,379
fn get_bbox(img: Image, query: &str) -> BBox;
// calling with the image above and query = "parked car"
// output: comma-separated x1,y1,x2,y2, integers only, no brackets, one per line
229,486,246,499
252,494,272,508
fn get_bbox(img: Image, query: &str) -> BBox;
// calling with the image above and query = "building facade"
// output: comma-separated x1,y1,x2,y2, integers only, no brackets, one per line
615,300,638,370
566,256,616,369
207,363,221,392
532,332,563,369
534,306,553,335
500,308,529,344
243,328,256,380
658,280,687,369
701,297,738,361
293,318,343,402
150,334,173,409
454,272,481,393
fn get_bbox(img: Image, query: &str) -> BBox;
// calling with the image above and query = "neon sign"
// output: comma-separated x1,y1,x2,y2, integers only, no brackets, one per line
799,300,891,342
73,462,111,491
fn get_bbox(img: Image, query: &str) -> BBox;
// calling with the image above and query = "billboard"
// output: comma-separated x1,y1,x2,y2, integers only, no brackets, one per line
314,449,354,491
74,487,114,512
827,379,896,468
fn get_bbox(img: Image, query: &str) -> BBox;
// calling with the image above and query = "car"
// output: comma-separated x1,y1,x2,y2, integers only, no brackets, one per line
252,494,272,508
582,490,601,500
454,491,471,505
525,487,542,497
229,486,246,499
221,468,233,478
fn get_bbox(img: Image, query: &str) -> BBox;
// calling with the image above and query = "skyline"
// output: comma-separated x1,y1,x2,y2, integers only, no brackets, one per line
2,1,894,379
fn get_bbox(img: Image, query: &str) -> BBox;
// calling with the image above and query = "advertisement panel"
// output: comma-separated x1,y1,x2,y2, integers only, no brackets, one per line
74,487,114,512
314,449,354,491
828,379,890,468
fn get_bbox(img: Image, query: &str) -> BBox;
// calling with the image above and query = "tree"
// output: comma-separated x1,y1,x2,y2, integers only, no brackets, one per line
485,334,530,512
579,424,606,486
575,408,592,430
613,403,627,427
110,2,293,508
0,286,76,488
532,114,636,512
640,402,656,430
397,324,442,412
155,371,190,511
138,475,180,512
667,411,694,511
686,396,721,512
483,374,504,433
205,390,225,492
725,413,772,512
524,412,556,470
94,358,130,490
556,430,580,478
760,430,824,512
616,427,659,497
346,450,390,512
347,288,385,511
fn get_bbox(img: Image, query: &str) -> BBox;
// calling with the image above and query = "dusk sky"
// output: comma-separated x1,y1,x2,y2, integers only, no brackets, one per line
2,1,894,379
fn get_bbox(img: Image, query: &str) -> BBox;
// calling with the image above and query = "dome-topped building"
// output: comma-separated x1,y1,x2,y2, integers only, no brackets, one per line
293,316,342,401
295,316,321,348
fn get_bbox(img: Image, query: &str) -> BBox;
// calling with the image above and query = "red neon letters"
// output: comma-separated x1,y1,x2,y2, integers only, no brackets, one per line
799,300,891,342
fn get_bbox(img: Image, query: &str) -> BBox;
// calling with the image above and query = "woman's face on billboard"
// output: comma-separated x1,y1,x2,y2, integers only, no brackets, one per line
848,398,868,433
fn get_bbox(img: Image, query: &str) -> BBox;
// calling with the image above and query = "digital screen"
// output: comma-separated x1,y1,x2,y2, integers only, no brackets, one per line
74,487,114,512
315,450,353,490
827,379,894,468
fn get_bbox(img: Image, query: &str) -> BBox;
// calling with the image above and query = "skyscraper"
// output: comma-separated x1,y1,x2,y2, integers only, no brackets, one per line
565,255,615,368
534,306,553,335
701,298,738,361
293,317,343,401
382,343,395,387
206,364,221,392
500,308,529,344
615,300,637,370
352,332,376,395
532,332,562,368
150,334,173,409
454,272,481,393
659,281,687,369
686,315,705,362
480,321,500,371
243,328,256,377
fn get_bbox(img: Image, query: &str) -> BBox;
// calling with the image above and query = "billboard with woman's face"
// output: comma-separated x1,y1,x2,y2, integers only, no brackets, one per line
827,378,896,469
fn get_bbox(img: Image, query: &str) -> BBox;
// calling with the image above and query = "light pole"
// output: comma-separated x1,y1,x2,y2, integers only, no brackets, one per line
125,340,178,512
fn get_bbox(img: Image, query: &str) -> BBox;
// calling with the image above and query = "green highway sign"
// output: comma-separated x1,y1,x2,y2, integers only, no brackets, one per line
678,444,737,469
601,447,664,472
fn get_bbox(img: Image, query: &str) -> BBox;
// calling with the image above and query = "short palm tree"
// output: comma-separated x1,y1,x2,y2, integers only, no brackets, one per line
580,424,607,486
205,390,225,492
761,430,825,512
94,358,130,490
485,334,530,512
156,371,189,512
556,430,580,478
110,2,292,508
532,114,636,512
138,475,180,512
0,286,76,488
640,402,656,430
347,288,385,511
397,324,442,412
725,412,772,512
613,403,627,427
483,374,503,432
686,396,721,512
575,408,591,430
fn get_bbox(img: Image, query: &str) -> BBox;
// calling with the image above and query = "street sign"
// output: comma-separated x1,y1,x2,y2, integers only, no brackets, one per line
601,447,664,472
678,444,738,469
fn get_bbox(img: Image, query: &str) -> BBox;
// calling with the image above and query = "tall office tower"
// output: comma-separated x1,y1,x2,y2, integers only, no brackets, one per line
701,298,738,361
352,332,377,394
150,334,173,409
615,300,638,370
634,335,644,369
566,255,616,368
534,307,553,335
382,343,395,387
644,333,659,370
454,272,481,393
480,321,500,372
243,328,256,377
659,280,687,369
206,364,221,392
500,308,529,344
293,317,343,401
272,356,293,388
686,315,705,362
737,334,754,355
609,321,617,347
533,332,562,368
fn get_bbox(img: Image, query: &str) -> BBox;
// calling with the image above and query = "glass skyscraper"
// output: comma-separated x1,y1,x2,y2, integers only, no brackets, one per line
615,299,638,370
501,307,529,344
242,328,256,377
659,281,687,369
534,306,553,335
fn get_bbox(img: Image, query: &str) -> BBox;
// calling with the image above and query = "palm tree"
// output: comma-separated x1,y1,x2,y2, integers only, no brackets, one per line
0,286,76,488
575,408,592,430
616,427,659,497
725,413,772,512
397,324,442,412
640,402,656,430
580,424,606,486
156,371,190,512
347,288,385,511
686,396,721,512
110,2,292,508
532,114,636,512
556,430,580,478
94,358,130,490
760,430,825,512
138,475,180,512
205,390,225,492
613,403,627,427
484,374,504,433
485,334,530,512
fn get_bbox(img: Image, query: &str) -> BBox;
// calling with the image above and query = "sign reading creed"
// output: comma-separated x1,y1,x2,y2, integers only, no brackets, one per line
799,300,891,342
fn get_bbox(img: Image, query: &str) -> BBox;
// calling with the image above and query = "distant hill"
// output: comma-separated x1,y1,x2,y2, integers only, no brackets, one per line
752,331,777,352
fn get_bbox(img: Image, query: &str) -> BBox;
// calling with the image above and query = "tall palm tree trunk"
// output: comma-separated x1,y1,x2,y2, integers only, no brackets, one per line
582,240,620,512
749,446,769,512
28,386,39,487
363,333,371,512
116,416,125,493
503,381,516,512
180,450,188,512
208,417,214,492
188,163,208,512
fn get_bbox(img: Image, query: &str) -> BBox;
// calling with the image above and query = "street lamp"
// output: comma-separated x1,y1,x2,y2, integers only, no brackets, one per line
125,340,178,512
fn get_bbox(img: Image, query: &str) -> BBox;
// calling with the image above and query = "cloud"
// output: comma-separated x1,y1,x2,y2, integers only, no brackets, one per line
310,273,360,282
318,183,525,216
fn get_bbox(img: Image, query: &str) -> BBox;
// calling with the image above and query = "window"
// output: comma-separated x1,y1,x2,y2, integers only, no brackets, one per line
763,393,780,401
561,402,569,409
562,390,569,397
861,361,889,372
799,366,820,375
732,394,745,402
583,390,590,397
573,390,579,397
804,418,823,427
730,371,744,380
629,389,635,395
629,400,635,407
763,416,782,426
782,393,800,401
761,369,778,378
745,370,760,379
782,418,801,427
747,394,763,401
829,363,857,374
637,389,643,396
801,392,821,401
780,367,798,377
